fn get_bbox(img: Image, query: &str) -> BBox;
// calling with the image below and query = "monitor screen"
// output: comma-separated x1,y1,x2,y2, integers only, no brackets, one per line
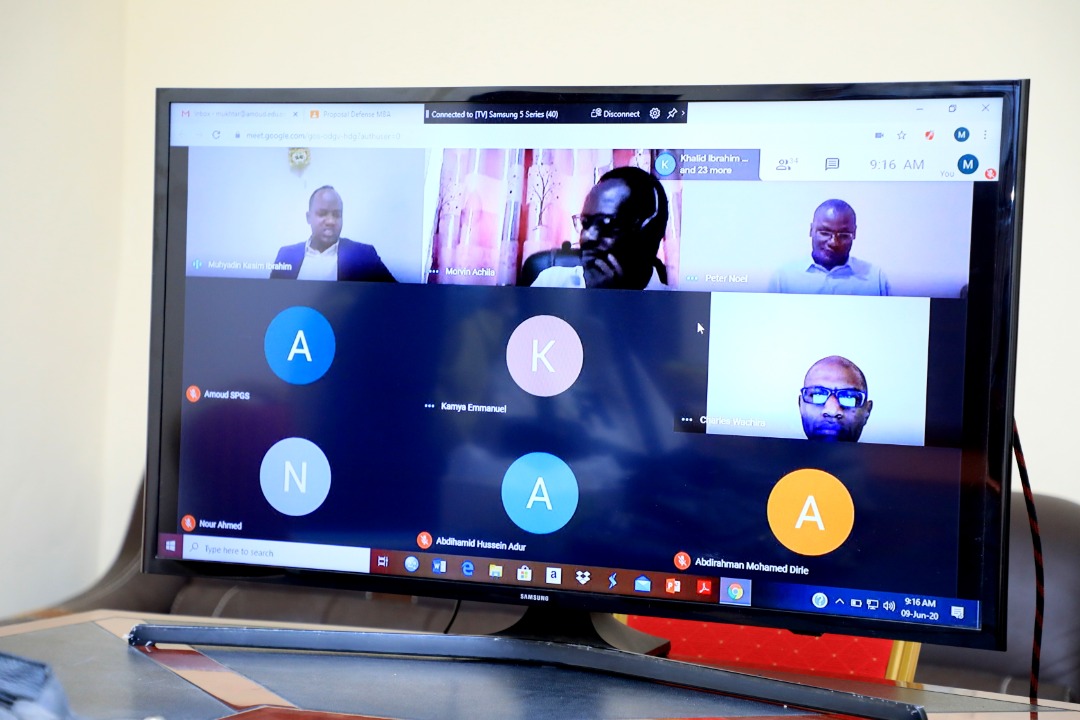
144,81,1027,650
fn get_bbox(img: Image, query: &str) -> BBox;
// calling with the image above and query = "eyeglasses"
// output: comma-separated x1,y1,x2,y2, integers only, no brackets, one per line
814,230,855,243
800,386,868,409
572,213,623,233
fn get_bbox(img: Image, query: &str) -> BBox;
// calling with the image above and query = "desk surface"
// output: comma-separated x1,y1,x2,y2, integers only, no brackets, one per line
2,611,1077,720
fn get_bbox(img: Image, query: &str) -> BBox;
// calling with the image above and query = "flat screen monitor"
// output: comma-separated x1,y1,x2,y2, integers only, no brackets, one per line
143,81,1027,653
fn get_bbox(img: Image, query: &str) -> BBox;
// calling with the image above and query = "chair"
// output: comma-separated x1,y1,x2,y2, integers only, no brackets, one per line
517,243,581,286
915,492,1080,701
624,616,920,682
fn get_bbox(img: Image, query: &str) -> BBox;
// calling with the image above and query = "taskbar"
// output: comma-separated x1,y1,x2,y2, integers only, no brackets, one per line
158,533,980,631
369,547,735,605
762,581,981,630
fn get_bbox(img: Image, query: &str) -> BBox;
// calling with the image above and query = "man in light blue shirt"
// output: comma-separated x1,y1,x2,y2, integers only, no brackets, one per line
770,199,890,296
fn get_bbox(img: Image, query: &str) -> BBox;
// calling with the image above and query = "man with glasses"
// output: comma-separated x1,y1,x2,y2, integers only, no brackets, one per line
530,166,669,290
799,355,873,442
770,199,890,295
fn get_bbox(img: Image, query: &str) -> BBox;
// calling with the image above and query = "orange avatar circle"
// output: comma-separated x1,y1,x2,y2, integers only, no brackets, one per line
673,551,692,570
186,385,201,403
417,531,433,549
181,514,196,532
767,468,854,556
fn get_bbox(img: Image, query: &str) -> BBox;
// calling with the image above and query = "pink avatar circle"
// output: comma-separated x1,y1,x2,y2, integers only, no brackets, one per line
506,315,584,397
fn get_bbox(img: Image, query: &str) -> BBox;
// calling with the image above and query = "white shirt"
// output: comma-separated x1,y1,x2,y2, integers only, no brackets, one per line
296,239,339,281
531,265,667,290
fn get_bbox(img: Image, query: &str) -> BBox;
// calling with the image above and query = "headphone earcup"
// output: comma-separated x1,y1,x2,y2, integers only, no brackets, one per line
639,186,661,234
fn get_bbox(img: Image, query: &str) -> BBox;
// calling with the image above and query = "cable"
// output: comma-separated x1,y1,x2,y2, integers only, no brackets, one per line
1012,420,1043,705
442,599,463,634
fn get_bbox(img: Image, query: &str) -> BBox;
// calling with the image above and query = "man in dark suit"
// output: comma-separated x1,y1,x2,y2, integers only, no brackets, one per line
270,185,397,282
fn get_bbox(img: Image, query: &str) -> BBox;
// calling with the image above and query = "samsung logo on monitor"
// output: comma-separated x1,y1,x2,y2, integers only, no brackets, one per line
520,593,550,602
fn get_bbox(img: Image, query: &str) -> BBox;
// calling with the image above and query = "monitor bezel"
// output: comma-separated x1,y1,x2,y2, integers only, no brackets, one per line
143,80,1027,650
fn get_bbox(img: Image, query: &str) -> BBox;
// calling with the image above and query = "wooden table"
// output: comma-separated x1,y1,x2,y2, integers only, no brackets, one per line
2,610,1076,720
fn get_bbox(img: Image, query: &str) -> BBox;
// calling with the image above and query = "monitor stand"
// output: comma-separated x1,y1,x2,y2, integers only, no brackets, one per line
491,606,671,656
128,608,926,720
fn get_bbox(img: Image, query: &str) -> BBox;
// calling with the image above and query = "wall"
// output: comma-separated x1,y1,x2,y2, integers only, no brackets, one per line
3,0,1077,618
0,0,126,618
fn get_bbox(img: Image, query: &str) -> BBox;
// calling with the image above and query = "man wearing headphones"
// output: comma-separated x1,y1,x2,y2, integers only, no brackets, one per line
531,166,669,290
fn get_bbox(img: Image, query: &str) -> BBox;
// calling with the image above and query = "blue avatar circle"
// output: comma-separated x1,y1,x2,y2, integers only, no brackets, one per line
654,152,677,177
501,452,579,535
264,307,336,385
957,154,979,175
